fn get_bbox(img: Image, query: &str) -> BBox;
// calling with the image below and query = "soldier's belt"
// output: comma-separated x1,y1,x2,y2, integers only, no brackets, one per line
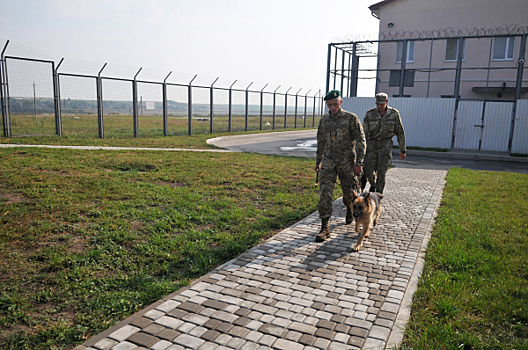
369,137,391,141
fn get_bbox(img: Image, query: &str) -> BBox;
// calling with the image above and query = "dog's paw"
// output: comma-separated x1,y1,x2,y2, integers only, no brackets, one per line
352,244,361,252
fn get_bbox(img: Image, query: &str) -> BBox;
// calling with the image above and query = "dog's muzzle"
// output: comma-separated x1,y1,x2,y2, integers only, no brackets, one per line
353,214,362,222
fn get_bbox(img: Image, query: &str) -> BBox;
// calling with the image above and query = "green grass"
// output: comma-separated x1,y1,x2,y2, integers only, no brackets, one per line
1,132,527,350
0,145,327,349
399,168,528,350
5,113,320,140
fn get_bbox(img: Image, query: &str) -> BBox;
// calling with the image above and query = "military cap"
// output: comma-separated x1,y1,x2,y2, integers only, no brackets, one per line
375,92,388,104
324,90,341,101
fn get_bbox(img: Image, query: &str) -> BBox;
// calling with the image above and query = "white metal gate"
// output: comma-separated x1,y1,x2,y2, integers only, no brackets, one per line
454,101,512,152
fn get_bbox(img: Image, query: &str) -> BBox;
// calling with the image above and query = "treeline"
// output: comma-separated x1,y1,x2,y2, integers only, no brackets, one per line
8,98,314,114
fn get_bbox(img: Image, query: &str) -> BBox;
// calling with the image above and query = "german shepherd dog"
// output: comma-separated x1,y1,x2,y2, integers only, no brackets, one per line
350,190,384,251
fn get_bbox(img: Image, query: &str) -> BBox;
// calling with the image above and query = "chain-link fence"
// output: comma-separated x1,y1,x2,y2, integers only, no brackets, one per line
1,41,323,138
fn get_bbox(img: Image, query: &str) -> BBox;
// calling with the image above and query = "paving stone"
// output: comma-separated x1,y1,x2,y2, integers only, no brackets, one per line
298,333,316,346
93,338,117,350
258,324,286,338
173,334,205,349
314,327,335,340
203,319,222,330
142,323,166,336
151,339,173,350
288,322,317,335
126,332,159,348
256,334,276,347
158,329,181,341
273,338,305,350
155,316,184,330
215,322,234,333
244,330,263,342
202,300,229,310
109,325,140,342
111,341,138,350
178,301,205,314
130,317,154,328
227,337,246,349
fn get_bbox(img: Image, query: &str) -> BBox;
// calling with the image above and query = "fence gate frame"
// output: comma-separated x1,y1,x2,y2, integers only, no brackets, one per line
1,54,61,138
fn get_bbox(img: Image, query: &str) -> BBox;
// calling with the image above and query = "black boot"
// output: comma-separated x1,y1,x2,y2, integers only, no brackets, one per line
346,206,353,225
315,218,330,242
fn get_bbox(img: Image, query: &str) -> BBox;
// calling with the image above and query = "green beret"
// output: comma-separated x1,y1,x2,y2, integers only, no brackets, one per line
324,90,341,101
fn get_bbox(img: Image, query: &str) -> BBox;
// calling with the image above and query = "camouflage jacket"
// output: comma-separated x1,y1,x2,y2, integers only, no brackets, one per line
363,106,407,152
316,109,366,167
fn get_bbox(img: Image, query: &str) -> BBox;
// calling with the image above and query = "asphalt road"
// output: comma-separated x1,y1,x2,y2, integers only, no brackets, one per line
207,130,528,174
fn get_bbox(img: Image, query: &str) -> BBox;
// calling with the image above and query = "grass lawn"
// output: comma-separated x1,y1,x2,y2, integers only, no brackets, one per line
0,145,325,349
0,134,527,350
399,168,528,349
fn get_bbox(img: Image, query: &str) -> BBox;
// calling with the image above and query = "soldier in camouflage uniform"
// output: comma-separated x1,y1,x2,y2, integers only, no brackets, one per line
363,92,407,194
314,90,366,242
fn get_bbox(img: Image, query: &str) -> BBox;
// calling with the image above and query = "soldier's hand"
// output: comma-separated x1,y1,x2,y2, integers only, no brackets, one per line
314,164,321,172
400,152,406,160
353,166,362,175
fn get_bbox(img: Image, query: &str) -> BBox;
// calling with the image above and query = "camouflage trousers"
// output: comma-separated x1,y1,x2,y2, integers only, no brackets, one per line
318,159,360,219
364,138,393,194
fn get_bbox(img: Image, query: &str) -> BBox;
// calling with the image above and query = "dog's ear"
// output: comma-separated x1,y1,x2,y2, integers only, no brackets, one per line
352,191,359,199
378,194,385,200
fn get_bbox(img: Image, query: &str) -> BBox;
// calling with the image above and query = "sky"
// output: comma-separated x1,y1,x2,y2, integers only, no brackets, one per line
0,0,380,96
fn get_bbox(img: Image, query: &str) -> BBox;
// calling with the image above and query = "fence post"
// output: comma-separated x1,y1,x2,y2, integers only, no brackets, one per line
398,39,408,97
163,71,172,136
304,89,311,128
340,49,346,95
245,82,253,131
229,80,236,132
53,58,64,137
326,43,332,94
294,88,301,129
0,40,9,138
284,87,292,129
260,83,268,130
132,68,142,138
96,63,107,139
188,74,197,136
450,37,464,149
509,33,527,154
313,91,319,127
210,77,218,134
273,85,280,130
350,42,359,97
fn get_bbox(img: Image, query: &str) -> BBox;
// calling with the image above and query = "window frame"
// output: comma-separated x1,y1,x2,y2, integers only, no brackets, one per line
492,36,515,61
445,38,466,62
396,41,415,63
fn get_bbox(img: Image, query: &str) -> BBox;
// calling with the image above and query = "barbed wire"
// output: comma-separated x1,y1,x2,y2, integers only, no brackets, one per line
334,25,528,43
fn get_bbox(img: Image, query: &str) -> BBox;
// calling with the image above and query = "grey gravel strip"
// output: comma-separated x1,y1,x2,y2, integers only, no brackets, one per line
0,144,232,152
71,167,446,350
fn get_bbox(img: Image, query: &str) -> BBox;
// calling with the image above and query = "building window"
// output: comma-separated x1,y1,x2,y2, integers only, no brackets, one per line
493,36,515,60
389,70,415,87
397,41,415,63
445,38,466,61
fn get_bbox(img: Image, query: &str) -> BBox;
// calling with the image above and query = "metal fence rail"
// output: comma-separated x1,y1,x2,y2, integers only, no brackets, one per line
1,40,323,138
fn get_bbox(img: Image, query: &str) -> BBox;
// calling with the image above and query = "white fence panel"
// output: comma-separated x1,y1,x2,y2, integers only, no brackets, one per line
511,99,528,154
341,97,372,123
343,97,455,149
481,102,513,152
454,101,484,150
390,98,455,149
